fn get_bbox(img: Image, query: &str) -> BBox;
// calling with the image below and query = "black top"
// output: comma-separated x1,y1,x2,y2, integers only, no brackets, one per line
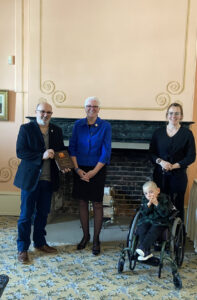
149,126,196,171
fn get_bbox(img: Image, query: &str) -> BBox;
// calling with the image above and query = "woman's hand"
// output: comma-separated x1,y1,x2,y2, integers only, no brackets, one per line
159,160,173,171
81,169,97,182
171,163,180,170
77,169,89,182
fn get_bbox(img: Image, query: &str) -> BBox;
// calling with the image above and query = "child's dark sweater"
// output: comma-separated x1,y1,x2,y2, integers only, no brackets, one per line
138,193,170,227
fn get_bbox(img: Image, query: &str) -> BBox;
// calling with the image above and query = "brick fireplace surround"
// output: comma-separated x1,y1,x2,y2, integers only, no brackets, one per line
28,117,191,218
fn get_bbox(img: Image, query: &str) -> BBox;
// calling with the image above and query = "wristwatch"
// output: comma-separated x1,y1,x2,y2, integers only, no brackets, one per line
156,158,162,164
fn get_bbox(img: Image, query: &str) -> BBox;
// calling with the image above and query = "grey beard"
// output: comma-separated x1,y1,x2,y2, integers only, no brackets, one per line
36,118,49,126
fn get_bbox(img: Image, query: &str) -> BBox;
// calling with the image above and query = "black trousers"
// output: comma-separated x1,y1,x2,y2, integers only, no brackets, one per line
136,222,166,250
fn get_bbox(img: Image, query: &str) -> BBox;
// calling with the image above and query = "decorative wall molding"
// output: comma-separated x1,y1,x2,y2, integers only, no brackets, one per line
167,81,183,95
0,157,20,183
0,168,12,183
41,80,55,94
37,0,190,111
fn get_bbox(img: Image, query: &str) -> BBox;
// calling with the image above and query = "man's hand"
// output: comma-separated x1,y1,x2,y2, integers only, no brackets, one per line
43,149,54,160
61,168,71,173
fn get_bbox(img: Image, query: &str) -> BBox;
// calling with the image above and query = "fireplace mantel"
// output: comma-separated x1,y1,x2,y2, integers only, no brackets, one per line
63,140,149,149
27,117,193,146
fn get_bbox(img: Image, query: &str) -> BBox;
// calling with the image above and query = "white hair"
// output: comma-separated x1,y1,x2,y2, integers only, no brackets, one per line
84,96,100,107
143,181,158,191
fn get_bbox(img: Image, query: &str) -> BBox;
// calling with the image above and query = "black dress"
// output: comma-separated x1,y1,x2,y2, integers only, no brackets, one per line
149,126,196,220
72,165,106,202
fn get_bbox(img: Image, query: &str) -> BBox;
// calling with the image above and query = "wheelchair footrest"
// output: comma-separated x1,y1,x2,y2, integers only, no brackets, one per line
138,256,160,266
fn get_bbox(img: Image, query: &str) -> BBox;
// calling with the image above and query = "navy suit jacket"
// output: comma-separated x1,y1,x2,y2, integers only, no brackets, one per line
14,121,65,192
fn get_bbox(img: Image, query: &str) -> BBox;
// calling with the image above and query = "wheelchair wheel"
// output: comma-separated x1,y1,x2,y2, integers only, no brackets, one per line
127,211,141,270
118,257,125,273
158,263,163,278
172,271,182,289
170,217,184,266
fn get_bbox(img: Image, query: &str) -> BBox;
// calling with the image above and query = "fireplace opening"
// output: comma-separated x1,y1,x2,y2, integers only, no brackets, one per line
50,148,153,220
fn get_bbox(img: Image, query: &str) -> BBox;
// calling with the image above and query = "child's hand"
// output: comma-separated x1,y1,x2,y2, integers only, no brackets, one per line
147,195,158,206
151,197,158,206
147,201,152,207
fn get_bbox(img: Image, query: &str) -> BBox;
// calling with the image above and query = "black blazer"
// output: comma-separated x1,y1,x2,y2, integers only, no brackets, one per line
14,121,65,192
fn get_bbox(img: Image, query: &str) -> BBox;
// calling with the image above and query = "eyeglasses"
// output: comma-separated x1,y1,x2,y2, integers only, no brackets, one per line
86,105,99,109
168,112,181,116
36,110,53,115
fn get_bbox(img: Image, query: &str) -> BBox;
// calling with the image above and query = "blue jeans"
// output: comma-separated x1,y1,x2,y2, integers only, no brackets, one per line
17,180,53,252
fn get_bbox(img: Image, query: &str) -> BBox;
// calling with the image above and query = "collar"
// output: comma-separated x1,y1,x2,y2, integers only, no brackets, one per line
80,117,102,127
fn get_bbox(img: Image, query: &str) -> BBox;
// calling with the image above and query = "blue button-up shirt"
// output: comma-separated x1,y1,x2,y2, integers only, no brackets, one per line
69,117,112,166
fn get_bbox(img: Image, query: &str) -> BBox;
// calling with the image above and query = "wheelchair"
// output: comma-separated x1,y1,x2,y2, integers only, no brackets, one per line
117,209,185,289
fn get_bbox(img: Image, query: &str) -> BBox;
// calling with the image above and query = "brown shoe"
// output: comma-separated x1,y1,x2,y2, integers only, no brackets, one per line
18,251,29,264
35,244,57,253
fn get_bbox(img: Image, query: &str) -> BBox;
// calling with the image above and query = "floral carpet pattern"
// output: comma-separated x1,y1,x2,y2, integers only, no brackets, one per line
0,216,197,300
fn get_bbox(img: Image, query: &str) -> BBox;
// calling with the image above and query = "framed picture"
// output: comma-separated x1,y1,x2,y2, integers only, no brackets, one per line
0,91,8,121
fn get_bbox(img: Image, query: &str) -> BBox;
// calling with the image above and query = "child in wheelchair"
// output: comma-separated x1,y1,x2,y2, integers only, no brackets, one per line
136,181,171,261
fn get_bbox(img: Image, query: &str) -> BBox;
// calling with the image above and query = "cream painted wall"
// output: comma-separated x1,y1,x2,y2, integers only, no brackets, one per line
28,0,197,121
0,1,19,191
0,0,23,214
0,0,197,214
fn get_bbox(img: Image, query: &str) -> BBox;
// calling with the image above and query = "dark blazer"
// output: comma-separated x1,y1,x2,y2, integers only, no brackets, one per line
14,121,65,192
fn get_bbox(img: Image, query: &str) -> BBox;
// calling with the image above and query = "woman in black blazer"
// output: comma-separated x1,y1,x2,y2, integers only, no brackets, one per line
149,103,196,221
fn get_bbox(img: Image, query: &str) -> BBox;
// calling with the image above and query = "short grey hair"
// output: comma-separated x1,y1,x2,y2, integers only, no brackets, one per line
84,96,100,107
36,101,52,110
143,181,158,191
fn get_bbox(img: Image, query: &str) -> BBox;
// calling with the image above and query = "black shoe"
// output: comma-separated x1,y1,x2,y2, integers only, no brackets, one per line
77,235,90,250
154,242,161,252
92,240,100,255
0,275,9,298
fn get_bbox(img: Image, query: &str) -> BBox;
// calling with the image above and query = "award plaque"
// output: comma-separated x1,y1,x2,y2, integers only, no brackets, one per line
54,150,74,170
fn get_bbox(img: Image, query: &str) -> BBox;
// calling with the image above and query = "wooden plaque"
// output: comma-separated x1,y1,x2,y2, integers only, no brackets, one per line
54,150,74,170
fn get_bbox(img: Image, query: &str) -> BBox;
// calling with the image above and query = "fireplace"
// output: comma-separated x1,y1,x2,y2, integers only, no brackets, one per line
27,117,192,218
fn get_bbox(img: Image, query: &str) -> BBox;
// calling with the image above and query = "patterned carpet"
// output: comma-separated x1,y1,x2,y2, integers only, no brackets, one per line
0,216,197,300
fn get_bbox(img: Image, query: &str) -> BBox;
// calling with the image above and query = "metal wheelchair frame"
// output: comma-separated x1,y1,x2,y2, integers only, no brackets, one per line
118,210,185,289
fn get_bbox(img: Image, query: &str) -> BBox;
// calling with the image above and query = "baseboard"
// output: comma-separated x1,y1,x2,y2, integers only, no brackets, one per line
0,191,21,216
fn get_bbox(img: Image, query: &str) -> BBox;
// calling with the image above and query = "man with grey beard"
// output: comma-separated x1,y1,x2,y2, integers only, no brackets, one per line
14,102,69,263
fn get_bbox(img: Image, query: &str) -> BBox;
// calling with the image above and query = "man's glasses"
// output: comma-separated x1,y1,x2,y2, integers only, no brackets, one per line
86,105,99,109
168,112,181,116
36,110,53,115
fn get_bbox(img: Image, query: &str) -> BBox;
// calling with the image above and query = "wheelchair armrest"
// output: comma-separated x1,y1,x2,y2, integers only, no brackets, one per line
169,210,179,220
